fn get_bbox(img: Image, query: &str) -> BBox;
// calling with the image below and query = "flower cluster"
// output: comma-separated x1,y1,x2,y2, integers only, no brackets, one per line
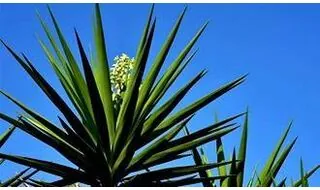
110,53,135,102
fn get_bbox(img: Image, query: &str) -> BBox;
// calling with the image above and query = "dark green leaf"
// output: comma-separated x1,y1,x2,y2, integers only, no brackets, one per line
184,127,212,187
236,109,248,186
0,126,15,148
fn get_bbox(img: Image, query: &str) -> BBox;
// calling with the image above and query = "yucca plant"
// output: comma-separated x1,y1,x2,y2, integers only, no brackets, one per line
0,126,38,187
0,4,247,186
187,111,320,187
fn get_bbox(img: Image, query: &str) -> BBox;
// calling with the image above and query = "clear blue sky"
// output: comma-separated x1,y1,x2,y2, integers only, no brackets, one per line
1,3,320,186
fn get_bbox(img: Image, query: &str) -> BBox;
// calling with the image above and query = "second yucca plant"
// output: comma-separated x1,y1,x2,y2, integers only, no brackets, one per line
0,4,246,186
186,112,320,187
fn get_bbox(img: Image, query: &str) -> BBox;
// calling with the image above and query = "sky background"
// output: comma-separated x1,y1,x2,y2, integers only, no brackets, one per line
1,3,320,186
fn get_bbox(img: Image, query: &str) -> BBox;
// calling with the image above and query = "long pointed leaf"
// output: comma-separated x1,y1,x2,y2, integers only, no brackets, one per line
134,6,186,124
151,75,246,142
228,148,238,187
144,126,239,167
293,164,320,187
258,122,293,185
260,137,297,186
236,109,248,186
300,158,309,187
0,153,96,185
0,126,15,148
184,127,212,187
93,4,116,143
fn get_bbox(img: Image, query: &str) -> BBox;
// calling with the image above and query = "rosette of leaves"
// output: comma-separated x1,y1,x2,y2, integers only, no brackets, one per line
0,4,246,186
